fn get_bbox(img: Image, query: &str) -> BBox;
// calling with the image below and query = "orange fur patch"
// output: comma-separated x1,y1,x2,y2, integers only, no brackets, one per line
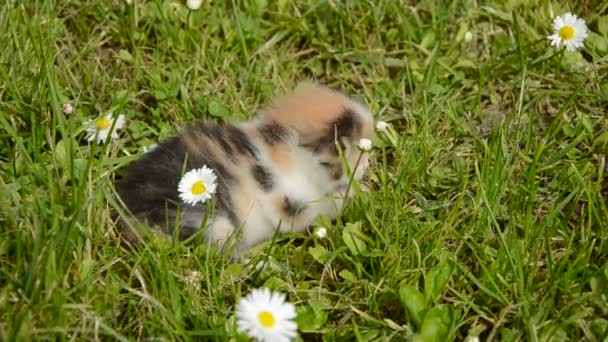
263,85,356,133
269,144,292,173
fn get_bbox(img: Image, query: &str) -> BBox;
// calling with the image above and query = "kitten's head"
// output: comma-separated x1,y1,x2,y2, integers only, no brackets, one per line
260,83,374,187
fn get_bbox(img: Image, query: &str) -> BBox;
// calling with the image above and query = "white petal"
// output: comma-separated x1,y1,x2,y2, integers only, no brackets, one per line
315,227,328,238
143,143,158,153
375,121,389,132
186,0,202,10
547,34,560,47
357,138,372,151
114,114,126,129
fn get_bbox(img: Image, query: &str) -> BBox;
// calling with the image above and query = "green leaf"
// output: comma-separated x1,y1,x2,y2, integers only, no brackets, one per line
591,318,608,339
79,258,96,281
262,276,288,290
454,58,477,69
399,285,427,328
586,32,608,54
207,98,230,118
598,15,608,37
54,139,71,170
296,305,328,331
342,222,367,256
308,245,329,264
413,304,454,342
222,262,244,278
424,254,454,305
118,49,134,64
420,31,436,49
339,269,357,282
308,297,332,312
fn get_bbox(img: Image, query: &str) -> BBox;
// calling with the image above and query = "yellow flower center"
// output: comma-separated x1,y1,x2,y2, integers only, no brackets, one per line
95,117,111,130
190,180,206,195
559,26,575,41
258,311,276,328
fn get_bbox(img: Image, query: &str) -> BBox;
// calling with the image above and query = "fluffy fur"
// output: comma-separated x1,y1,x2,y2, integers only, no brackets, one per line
117,84,373,254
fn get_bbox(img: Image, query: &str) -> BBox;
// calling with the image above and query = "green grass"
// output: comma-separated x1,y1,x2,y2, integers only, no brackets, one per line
2,0,608,340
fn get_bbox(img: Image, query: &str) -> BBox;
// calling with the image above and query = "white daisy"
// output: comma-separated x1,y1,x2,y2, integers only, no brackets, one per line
315,227,328,238
86,112,125,144
186,0,202,10
356,138,372,152
236,288,298,342
547,12,588,51
62,103,74,114
375,121,389,133
178,166,217,206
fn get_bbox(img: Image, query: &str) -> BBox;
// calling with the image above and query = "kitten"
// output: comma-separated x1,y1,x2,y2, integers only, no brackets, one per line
116,83,373,254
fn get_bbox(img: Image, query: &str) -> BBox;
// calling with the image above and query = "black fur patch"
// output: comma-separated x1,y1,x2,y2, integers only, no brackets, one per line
117,133,240,238
224,125,258,158
283,197,304,216
331,108,358,138
186,123,258,160
251,164,273,191
301,108,360,153
205,124,234,155
259,122,287,145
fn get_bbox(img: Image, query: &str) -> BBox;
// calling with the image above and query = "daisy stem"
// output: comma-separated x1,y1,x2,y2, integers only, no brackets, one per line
558,48,565,72
343,152,363,200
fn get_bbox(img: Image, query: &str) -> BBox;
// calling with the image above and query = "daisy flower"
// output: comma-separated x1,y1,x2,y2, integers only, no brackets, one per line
375,121,389,133
178,166,217,206
357,138,372,152
186,0,202,10
315,227,328,238
236,288,298,342
86,112,125,144
547,12,588,51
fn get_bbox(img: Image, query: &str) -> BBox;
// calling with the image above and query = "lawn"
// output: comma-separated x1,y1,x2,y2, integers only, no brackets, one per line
1,0,608,340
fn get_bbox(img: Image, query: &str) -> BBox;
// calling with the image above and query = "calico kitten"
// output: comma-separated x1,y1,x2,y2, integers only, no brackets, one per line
117,83,373,254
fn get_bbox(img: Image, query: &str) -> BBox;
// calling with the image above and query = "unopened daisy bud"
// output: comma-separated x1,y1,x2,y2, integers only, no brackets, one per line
315,227,328,238
186,0,202,10
357,138,372,152
464,31,473,42
375,121,389,133
62,103,74,114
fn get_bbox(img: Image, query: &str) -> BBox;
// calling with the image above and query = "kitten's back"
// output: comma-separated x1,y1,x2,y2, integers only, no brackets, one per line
116,83,374,253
